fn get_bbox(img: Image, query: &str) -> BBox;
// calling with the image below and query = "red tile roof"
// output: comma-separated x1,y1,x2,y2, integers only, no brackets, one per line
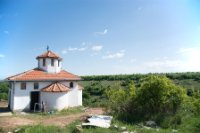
7,68,81,81
41,82,70,92
36,50,62,60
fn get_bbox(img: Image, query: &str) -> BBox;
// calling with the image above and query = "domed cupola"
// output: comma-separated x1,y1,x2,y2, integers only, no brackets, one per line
36,47,62,73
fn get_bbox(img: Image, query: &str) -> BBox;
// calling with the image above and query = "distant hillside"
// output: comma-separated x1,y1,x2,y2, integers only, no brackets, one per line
81,72,200,81
81,72,200,91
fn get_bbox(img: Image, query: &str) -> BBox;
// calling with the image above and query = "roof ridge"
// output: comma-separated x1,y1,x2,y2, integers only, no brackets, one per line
41,82,70,92
36,50,62,60
56,82,63,92
52,83,57,92
47,51,51,56
55,82,61,92
50,83,54,91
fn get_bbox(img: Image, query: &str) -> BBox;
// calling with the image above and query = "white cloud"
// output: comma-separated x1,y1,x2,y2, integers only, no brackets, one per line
82,42,86,46
140,47,200,73
178,48,196,53
178,47,200,60
91,45,103,52
120,49,126,53
103,29,108,34
130,59,137,63
94,29,108,35
61,50,67,54
90,53,98,57
145,60,182,68
103,51,125,59
178,47,200,71
68,47,78,51
68,47,87,51
0,54,5,58
61,47,87,54
79,47,87,51
4,30,9,34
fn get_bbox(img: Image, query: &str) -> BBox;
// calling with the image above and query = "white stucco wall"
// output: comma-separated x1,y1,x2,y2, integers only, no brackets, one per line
40,92,68,110
38,58,62,73
12,82,52,111
62,81,82,106
10,81,82,111
78,89,82,106
40,81,82,110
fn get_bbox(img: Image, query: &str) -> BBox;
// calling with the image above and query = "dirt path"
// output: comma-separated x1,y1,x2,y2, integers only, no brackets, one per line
0,117,35,129
41,108,104,126
0,107,104,131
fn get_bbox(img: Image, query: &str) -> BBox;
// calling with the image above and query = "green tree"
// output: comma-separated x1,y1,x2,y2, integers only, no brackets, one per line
0,82,9,100
0,82,9,93
137,75,186,117
106,81,136,116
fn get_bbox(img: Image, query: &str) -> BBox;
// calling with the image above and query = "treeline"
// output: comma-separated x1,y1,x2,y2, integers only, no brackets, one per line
0,82,9,100
82,72,200,81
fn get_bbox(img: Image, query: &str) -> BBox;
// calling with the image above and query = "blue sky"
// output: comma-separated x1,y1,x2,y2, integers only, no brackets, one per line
1,0,200,78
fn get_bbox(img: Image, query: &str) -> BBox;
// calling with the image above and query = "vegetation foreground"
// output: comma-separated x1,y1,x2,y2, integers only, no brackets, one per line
0,73,200,133
81,74,200,133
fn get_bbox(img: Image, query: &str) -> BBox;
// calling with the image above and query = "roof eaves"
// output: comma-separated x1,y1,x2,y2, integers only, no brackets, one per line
7,69,34,81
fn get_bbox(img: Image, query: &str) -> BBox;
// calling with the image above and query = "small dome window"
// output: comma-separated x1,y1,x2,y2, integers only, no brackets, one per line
58,60,60,67
43,58,46,66
69,82,73,88
51,59,54,66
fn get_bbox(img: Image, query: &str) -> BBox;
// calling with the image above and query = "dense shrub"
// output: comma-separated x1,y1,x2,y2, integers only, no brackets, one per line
0,93,8,100
137,76,186,117
81,74,200,131
106,75,187,126
0,82,9,100
83,82,107,107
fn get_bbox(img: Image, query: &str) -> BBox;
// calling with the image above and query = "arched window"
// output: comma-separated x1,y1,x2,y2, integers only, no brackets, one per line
58,60,60,67
34,82,39,89
69,82,73,88
43,58,46,66
51,59,54,66
21,82,26,90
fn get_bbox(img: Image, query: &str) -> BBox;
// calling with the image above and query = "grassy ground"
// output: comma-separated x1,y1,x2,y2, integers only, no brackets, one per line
14,118,200,133
2,106,199,133
11,120,183,133
12,106,85,120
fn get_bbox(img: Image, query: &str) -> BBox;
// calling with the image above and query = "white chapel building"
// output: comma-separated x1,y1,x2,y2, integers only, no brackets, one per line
6,49,82,111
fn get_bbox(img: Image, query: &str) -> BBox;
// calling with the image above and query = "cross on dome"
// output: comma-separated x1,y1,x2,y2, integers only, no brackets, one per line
47,45,49,51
